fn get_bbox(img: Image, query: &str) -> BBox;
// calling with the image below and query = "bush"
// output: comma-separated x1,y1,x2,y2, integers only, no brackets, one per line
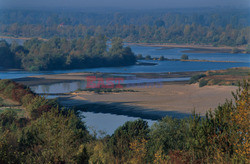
3,83,15,99
108,119,149,163
189,74,206,84
11,84,31,102
148,117,188,160
21,94,35,107
0,79,12,91
25,96,52,119
19,109,90,163
199,79,208,87
0,110,17,129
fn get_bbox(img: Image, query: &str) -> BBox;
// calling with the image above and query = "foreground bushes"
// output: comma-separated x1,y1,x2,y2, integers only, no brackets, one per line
87,81,249,163
0,79,57,119
0,79,249,163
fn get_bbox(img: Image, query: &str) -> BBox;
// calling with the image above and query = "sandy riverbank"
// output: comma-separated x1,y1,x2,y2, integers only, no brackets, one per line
58,83,237,120
12,71,239,120
14,71,202,86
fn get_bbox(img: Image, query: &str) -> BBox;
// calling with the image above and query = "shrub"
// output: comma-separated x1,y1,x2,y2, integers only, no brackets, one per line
11,84,31,102
25,96,51,119
21,94,35,107
148,117,188,160
0,109,19,132
199,79,208,87
108,119,149,163
0,79,12,91
19,109,89,163
3,83,15,99
189,74,206,84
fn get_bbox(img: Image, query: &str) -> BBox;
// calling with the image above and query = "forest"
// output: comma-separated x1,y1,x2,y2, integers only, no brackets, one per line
0,36,136,71
0,79,249,163
0,8,249,46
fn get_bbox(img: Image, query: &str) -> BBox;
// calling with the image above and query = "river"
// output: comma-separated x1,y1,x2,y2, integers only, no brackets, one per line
0,38,249,136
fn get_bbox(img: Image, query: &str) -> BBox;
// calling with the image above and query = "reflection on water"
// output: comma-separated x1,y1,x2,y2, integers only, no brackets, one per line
80,111,157,136
30,81,87,94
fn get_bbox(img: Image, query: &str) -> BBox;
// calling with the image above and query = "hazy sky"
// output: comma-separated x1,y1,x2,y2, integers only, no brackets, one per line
1,0,249,9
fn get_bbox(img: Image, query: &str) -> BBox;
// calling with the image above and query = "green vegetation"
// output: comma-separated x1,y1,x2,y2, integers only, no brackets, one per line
207,67,250,76
190,67,250,87
0,97,5,107
199,79,209,87
0,79,249,163
0,9,249,46
189,74,206,84
0,37,136,71
0,79,91,163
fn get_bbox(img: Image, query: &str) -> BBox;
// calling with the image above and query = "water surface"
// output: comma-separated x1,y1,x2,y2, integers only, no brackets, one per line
80,111,156,137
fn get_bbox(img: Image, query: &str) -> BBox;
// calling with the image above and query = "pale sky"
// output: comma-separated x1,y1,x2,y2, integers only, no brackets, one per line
1,0,249,9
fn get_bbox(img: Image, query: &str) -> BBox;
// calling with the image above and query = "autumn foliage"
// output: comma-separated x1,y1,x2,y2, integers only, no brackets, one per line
0,79,249,163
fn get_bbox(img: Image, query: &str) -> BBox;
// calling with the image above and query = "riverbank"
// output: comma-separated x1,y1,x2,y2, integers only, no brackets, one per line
58,83,237,120
10,70,240,120
127,42,247,53
14,71,201,86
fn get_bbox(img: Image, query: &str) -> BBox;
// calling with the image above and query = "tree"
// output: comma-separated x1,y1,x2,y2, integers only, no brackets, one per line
230,81,250,161
19,109,90,163
108,119,149,163
0,41,15,68
148,117,188,159
109,37,123,56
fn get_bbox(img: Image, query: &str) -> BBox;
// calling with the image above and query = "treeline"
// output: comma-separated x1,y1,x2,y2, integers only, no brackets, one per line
1,8,249,27
0,9,249,46
2,23,249,46
0,36,136,71
0,79,249,163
